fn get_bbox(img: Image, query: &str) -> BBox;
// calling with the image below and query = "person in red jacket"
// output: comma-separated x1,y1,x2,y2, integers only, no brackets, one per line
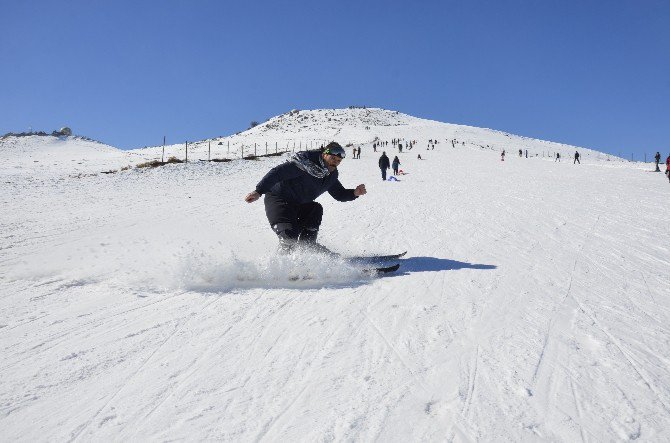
666,154,670,182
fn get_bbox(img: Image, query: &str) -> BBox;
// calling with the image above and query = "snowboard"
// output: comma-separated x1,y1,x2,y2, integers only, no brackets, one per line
346,251,407,262
288,263,400,281
362,263,401,275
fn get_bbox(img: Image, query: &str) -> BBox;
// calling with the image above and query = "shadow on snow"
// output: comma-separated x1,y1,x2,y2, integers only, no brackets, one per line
396,256,496,274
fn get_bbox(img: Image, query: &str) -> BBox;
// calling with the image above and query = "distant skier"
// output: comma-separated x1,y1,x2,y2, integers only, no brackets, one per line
379,151,390,181
555,153,561,162
244,142,366,254
519,149,522,157
392,156,401,175
654,151,661,172
501,150,505,161
574,151,580,164
666,154,670,182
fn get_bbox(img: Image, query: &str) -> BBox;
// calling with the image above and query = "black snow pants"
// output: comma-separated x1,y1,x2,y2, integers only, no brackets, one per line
263,193,323,248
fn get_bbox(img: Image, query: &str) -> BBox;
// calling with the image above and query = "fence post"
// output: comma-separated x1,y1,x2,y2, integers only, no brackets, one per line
185,141,188,163
275,141,278,153
208,141,211,161
265,142,268,155
227,141,230,154
254,143,257,157
162,136,165,163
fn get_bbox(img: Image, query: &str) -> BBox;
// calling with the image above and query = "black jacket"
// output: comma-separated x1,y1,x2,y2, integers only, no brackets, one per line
255,150,357,204
379,154,390,169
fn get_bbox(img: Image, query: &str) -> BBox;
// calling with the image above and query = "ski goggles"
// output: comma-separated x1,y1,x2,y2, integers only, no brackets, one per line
324,145,346,158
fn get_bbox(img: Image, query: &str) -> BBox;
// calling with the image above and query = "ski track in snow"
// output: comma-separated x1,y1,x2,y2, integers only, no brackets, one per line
1,113,670,441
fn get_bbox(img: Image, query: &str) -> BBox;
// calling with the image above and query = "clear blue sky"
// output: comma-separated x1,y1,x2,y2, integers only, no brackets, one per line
2,0,668,158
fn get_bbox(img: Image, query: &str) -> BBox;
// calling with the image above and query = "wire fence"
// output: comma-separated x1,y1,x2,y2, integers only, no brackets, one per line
149,136,663,165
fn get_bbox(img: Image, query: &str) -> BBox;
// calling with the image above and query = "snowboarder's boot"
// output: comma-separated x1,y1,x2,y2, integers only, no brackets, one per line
273,223,300,255
298,229,338,256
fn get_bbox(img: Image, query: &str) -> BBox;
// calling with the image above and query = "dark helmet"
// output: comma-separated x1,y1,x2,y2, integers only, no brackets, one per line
323,142,346,158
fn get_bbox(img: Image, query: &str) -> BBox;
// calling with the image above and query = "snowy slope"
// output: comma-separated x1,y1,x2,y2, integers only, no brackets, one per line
0,135,126,177
1,109,669,441
136,108,628,168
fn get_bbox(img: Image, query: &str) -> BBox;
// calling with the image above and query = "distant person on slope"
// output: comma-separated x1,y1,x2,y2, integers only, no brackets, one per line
392,156,401,176
654,151,661,172
379,151,391,181
574,151,580,164
666,154,670,182
555,153,561,162
244,142,367,254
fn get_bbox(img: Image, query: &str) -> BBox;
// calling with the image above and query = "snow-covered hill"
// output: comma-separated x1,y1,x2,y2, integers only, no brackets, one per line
0,109,629,179
166,108,622,166
0,135,124,177
1,109,669,441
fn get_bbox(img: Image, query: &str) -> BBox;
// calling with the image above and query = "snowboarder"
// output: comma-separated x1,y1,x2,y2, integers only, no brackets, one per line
655,152,661,172
574,151,580,164
379,151,390,181
244,142,367,254
392,156,400,176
